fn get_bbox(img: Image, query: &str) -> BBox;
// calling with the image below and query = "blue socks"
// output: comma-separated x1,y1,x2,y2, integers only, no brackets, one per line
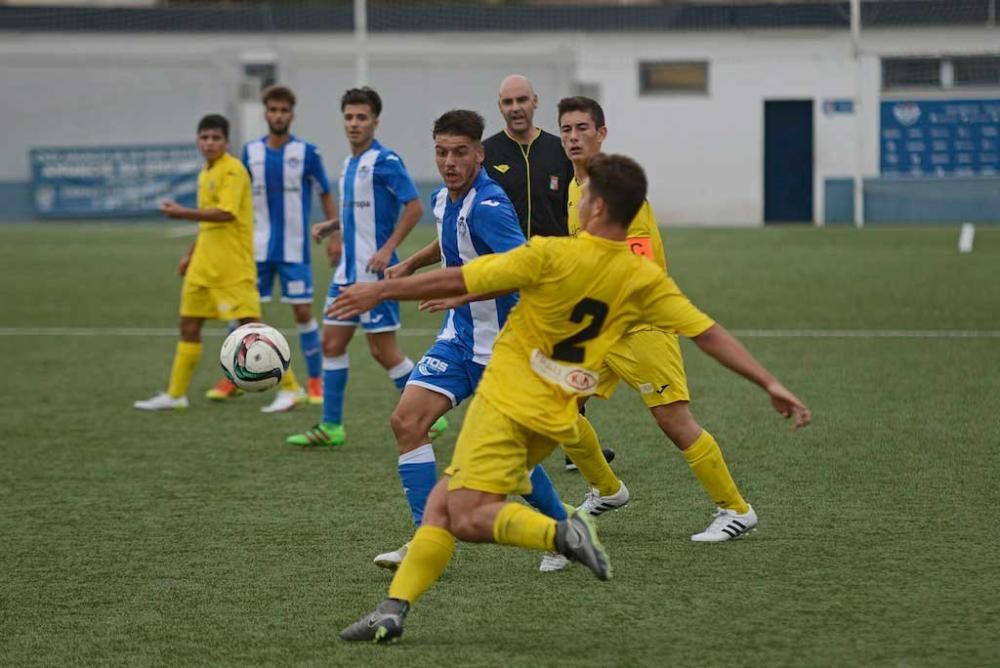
523,465,568,521
298,319,322,380
388,358,414,392
399,443,437,525
322,353,349,425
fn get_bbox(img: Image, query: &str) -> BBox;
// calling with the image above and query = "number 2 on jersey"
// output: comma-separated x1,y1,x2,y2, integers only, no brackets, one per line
551,298,609,364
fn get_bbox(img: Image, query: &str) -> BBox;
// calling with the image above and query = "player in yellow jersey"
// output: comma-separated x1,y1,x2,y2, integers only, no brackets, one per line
559,95,769,540
134,114,302,411
331,154,810,643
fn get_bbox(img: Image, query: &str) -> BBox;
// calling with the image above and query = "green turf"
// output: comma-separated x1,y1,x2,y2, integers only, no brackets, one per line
1,222,998,666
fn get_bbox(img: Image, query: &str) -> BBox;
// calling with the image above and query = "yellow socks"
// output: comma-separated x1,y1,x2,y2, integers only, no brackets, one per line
279,366,300,392
388,525,455,604
562,415,621,497
492,503,557,552
166,341,202,398
682,430,749,514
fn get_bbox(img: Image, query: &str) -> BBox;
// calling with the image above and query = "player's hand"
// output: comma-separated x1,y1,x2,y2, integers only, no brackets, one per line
177,253,191,276
326,282,383,320
765,381,811,430
367,247,393,274
419,296,466,312
385,259,414,280
325,233,342,268
160,200,185,219
312,219,340,243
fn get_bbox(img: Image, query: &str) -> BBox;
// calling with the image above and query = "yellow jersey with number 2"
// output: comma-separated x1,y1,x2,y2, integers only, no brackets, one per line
461,233,714,443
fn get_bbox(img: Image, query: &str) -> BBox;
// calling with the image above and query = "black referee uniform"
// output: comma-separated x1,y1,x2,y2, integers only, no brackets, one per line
483,129,574,238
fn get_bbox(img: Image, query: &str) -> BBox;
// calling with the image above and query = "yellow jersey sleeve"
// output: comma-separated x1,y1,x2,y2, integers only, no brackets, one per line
641,275,715,338
625,201,667,272
567,178,582,237
462,239,548,295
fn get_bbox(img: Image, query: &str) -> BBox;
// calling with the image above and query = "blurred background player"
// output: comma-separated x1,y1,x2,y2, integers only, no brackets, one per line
560,96,763,541
205,85,338,413
287,87,429,447
134,114,298,410
484,73,612,470
371,110,572,573
332,154,811,643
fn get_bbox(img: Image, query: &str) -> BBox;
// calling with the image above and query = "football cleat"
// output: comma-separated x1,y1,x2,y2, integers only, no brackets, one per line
373,543,408,571
205,378,243,401
133,392,189,412
576,481,630,517
538,553,571,573
286,423,345,447
260,388,305,414
340,598,409,643
555,512,611,581
691,505,758,542
564,448,616,471
307,377,323,405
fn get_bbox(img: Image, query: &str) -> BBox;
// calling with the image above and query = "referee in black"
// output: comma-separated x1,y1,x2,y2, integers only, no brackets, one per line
483,74,574,239
484,73,614,470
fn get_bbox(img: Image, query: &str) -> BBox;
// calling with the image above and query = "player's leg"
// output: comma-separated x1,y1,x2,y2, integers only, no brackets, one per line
281,261,322,404
287,322,353,446
565,406,631,515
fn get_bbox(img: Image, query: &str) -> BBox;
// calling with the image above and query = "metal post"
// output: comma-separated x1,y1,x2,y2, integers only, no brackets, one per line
850,0,865,228
354,0,369,87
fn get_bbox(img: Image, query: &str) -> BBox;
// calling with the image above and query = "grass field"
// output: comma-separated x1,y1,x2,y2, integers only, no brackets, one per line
2,222,999,667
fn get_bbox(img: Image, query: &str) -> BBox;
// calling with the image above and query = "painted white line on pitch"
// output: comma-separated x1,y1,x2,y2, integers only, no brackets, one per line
0,327,999,339
165,225,199,238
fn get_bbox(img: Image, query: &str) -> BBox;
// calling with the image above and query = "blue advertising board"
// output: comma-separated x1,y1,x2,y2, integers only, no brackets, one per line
880,99,999,177
30,144,201,218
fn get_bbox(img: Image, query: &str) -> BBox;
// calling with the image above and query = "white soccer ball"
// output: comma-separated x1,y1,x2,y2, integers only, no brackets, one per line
219,323,291,392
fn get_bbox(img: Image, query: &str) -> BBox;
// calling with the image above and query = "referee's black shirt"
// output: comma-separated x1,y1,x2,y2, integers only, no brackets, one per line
483,129,574,238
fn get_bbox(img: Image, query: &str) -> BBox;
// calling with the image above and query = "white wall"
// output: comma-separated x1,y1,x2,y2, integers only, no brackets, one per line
0,27,996,224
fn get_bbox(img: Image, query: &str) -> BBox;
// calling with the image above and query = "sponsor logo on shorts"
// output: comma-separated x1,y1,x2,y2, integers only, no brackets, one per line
417,355,449,376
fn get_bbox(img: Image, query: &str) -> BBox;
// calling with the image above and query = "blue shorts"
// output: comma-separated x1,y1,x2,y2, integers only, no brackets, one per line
324,281,401,332
406,338,484,407
257,261,314,304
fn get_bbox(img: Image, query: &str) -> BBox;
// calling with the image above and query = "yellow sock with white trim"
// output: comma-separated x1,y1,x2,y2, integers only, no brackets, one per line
492,502,557,552
166,341,202,398
387,525,455,604
563,415,621,497
682,430,749,514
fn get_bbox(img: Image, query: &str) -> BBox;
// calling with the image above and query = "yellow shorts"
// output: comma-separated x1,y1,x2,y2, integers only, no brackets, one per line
445,395,560,497
179,279,261,321
596,327,690,407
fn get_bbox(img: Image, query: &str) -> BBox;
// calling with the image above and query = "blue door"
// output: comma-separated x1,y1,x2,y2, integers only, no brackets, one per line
764,100,813,223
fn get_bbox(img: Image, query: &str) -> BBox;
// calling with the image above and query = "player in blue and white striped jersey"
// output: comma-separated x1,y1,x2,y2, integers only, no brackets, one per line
288,87,427,448
367,110,572,573
218,85,338,413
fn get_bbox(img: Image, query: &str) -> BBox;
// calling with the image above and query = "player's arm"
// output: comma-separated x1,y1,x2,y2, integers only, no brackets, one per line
386,239,441,279
160,201,234,222
178,240,196,276
367,198,423,273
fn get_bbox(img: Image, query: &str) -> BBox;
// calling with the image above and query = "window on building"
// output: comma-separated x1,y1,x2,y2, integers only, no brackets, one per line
953,56,1000,87
882,58,942,90
639,61,709,95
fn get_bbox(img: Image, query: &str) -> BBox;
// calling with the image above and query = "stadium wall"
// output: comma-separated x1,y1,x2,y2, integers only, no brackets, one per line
0,26,996,224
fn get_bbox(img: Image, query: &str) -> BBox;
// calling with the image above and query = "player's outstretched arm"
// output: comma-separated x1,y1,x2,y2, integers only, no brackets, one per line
692,324,812,430
160,200,234,223
386,239,441,279
368,199,425,273
327,267,467,320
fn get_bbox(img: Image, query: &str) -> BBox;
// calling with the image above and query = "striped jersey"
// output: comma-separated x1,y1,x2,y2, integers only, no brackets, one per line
432,168,525,365
335,139,419,285
242,136,331,265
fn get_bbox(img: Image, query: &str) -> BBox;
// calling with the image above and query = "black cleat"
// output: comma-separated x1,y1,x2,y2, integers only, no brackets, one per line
555,512,612,581
339,598,409,643
564,448,616,472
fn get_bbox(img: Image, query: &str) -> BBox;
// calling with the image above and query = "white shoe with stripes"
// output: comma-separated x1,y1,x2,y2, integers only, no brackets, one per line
576,481,630,517
691,505,758,542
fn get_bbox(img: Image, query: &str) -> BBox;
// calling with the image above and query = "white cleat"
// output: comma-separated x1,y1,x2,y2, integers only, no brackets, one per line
691,505,758,542
374,543,408,571
576,481,630,517
260,389,305,414
538,553,571,572
133,392,189,411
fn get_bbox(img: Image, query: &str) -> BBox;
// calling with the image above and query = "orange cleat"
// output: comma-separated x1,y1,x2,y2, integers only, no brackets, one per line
205,377,243,401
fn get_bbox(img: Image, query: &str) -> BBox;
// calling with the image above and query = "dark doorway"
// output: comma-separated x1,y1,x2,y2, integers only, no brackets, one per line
764,100,814,223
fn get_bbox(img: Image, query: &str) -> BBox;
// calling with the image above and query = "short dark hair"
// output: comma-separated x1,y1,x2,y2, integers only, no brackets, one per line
261,85,296,108
557,96,606,129
341,87,382,117
197,114,229,139
432,110,485,142
583,154,647,228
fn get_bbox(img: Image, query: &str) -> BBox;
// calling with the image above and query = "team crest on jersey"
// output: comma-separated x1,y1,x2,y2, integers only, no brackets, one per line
457,216,469,235
493,164,510,174
550,175,560,191
287,156,301,168
358,165,371,176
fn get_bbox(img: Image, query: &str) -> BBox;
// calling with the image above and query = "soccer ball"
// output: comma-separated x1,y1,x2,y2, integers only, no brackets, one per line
219,323,291,392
